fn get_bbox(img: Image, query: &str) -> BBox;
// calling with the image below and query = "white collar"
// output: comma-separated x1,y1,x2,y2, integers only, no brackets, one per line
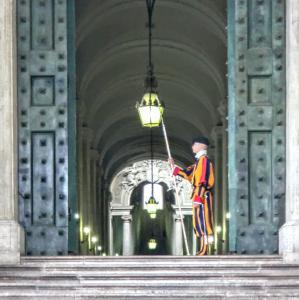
195,149,207,160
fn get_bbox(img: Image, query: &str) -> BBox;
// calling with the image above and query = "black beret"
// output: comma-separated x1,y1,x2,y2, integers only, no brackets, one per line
192,136,210,146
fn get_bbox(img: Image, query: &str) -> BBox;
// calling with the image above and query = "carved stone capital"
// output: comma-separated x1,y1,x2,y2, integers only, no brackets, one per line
121,215,132,223
174,214,183,222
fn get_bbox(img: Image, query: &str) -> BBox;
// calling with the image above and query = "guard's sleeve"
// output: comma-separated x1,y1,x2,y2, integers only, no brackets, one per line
173,164,195,183
193,157,215,205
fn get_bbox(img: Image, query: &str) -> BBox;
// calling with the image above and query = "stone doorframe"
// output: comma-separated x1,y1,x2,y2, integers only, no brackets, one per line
1,0,299,264
108,160,193,256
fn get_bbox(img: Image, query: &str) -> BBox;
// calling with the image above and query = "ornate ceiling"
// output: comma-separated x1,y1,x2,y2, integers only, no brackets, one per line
76,0,226,181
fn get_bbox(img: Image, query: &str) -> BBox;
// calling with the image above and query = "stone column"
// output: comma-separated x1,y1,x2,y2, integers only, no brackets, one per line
122,215,133,256
172,214,183,255
104,181,111,254
77,110,85,251
0,0,24,265
97,167,104,250
279,0,299,262
95,162,102,246
211,126,223,254
108,207,113,255
90,149,100,251
221,124,229,253
81,127,93,254
218,102,229,254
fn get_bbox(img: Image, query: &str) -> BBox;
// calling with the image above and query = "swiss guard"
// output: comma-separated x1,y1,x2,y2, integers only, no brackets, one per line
170,137,214,256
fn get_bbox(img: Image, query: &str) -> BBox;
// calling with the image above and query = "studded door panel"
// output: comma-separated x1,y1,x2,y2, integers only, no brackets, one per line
227,0,285,254
17,0,73,255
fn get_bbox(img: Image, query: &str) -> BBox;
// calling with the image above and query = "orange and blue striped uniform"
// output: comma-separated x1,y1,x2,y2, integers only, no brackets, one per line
173,154,214,255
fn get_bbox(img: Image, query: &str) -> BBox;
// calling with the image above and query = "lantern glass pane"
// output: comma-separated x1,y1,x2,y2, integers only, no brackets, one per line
143,184,163,210
146,201,157,214
138,106,162,127
136,92,164,127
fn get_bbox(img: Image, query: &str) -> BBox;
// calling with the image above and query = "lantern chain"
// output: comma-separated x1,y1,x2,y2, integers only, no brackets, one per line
145,0,157,91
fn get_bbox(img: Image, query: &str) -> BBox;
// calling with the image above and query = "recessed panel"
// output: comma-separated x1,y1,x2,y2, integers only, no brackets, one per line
31,0,54,50
249,132,272,225
247,48,273,76
248,76,272,104
32,132,55,226
248,0,272,48
31,76,55,106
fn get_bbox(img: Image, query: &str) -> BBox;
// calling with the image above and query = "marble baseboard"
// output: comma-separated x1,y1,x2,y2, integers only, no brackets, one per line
0,220,24,265
279,221,299,262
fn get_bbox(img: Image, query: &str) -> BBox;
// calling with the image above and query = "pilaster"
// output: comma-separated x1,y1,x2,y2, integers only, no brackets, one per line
279,0,299,262
0,0,24,264
121,215,133,256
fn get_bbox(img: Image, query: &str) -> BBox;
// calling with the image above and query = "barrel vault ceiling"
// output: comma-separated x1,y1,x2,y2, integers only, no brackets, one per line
76,0,226,182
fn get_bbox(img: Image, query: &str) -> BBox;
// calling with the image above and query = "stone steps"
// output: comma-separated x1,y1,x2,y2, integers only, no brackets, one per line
0,256,298,299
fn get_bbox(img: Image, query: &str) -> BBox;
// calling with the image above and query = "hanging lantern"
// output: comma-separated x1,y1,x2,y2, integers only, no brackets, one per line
136,92,164,127
146,196,158,218
148,238,157,250
136,0,165,128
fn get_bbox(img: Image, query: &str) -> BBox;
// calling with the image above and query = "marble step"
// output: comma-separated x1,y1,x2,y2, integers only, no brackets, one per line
0,275,299,286
0,256,299,299
0,285,299,299
20,255,284,267
1,264,299,276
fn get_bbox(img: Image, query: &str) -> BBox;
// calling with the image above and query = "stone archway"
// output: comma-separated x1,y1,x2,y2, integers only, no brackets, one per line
109,159,193,255
1,0,299,264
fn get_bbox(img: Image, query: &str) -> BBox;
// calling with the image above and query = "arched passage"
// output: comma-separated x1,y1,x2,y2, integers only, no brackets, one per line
75,0,228,256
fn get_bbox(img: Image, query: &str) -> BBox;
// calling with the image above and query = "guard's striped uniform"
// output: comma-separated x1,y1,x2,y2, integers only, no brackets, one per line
173,155,214,255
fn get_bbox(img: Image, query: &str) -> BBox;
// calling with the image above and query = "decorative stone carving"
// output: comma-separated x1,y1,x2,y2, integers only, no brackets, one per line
110,160,192,207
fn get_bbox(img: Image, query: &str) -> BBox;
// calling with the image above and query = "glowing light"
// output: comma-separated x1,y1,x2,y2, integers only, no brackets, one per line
83,227,90,235
91,236,98,243
226,212,231,219
216,226,222,233
97,246,102,251
207,235,214,244
146,197,158,215
136,92,164,128
74,213,80,220
149,213,157,219
102,253,106,256
148,238,157,250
